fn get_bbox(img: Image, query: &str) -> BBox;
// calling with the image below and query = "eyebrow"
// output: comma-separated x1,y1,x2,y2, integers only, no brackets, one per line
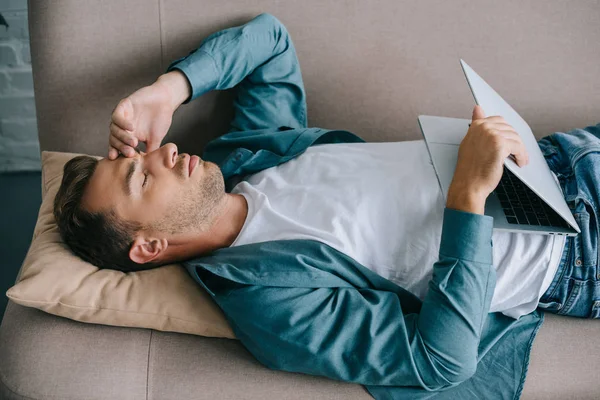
123,147,142,196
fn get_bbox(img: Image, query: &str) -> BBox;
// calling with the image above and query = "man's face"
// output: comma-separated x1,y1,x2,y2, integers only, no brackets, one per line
82,143,225,236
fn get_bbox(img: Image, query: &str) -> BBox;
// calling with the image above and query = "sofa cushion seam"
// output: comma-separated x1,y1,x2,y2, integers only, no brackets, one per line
146,329,153,400
0,371,39,400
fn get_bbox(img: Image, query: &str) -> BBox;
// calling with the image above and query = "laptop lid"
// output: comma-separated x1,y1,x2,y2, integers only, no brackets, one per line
417,115,470,200
459,59,580,233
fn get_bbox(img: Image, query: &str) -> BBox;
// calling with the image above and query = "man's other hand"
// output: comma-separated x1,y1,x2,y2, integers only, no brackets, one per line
108,70,191,160
446,105,529,215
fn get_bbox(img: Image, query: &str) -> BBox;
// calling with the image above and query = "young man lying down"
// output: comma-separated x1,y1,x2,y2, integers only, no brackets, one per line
52,13,600,399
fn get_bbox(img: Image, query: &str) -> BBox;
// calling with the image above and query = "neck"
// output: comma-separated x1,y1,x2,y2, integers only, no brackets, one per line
162,193,248,262
208,193,249,248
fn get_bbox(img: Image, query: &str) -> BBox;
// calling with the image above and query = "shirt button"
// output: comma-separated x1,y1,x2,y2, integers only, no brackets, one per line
575,259,582,266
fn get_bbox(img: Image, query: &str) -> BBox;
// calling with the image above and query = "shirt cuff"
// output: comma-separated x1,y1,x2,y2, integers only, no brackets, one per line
440,207,494,264
165,49,220,104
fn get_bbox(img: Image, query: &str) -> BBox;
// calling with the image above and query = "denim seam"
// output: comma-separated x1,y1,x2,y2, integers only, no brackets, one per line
542,236,573,307
580,196,600,275
561,280,583,314
513,311,544,400
570,146,600,168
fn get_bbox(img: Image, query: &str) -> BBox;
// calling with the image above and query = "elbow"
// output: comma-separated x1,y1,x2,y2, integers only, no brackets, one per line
254,13,289,39
255,12,284,27
448,362,477,386
431,362,478,391
254,13,285,30
421,357,477,391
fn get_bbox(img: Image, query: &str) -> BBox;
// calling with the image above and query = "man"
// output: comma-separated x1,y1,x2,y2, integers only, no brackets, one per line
53,13,599,399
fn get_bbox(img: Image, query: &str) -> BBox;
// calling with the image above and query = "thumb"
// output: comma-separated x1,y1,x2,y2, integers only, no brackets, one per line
472,105,486,121
146,138,160,153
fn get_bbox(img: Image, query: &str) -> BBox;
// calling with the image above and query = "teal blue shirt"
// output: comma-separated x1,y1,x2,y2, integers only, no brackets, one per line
167,13,545,399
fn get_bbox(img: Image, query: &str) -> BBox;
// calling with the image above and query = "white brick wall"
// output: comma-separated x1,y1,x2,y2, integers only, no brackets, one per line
0,0,40,172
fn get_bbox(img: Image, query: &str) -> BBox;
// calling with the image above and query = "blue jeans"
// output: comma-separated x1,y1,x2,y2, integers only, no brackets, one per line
537,122,600,318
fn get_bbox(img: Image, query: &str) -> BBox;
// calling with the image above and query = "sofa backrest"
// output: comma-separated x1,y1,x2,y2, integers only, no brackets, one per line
29,0,600,156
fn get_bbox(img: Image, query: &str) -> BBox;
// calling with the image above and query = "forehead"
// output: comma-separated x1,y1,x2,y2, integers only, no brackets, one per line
82,156,132,213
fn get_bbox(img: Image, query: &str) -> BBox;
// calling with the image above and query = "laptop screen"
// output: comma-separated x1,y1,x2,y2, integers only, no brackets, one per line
459,59,579,233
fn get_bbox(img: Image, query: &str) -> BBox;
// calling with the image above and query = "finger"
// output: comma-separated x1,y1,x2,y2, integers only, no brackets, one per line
482,116,511,124
472,105,486,121
494,129,523,145
110,123,138,148
485,123,519,135
112,98,134,131
108,146,119,160
501,136,529,167
473,116,511,128
109,135,136,157
146,139,160,153
479,120,518,134
109,135,128,155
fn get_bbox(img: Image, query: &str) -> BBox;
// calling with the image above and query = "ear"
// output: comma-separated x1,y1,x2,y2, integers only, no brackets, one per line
129,236,168,265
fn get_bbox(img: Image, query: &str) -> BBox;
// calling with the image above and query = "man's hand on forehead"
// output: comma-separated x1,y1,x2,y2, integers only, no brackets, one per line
108,71,191,160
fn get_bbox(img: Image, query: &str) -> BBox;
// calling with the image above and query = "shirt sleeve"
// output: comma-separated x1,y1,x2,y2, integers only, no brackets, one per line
165,13,307,132
200,207,496,391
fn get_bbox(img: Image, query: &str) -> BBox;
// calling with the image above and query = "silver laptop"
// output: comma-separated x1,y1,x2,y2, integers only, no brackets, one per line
418,59,580,237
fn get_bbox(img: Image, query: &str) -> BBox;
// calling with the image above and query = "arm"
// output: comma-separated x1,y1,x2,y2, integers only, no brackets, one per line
198,207,494,390
166,13,307,132
194,107,522,388
108,13,306,158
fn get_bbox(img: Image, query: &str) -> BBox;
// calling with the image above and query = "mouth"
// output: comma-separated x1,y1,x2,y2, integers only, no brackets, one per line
188,155,200,176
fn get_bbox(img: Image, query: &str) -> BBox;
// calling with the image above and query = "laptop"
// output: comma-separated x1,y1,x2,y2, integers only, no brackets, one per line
418,59,580,237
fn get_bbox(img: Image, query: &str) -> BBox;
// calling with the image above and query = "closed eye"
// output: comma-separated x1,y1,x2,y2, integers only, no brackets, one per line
142,173,148,188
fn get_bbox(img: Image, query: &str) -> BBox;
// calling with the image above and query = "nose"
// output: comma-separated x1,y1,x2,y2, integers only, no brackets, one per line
161,143,178,168
142,142,178,169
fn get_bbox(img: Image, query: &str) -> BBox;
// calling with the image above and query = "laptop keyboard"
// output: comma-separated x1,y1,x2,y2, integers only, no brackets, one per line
494,166,571,229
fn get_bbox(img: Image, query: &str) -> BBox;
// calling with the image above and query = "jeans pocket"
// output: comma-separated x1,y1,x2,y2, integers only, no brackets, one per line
560,279,585,316
538,279,582,316
589,300,600,319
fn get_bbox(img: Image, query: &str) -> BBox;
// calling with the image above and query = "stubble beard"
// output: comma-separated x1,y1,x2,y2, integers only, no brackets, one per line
153,162,226,235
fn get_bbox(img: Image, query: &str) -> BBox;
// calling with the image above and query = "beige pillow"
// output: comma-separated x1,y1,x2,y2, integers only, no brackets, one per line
6,151,236,339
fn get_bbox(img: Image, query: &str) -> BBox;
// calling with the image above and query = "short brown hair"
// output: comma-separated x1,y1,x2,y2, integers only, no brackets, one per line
53,155,155,272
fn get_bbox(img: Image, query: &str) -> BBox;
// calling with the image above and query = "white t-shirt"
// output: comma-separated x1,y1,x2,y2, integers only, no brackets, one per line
230,140,566,319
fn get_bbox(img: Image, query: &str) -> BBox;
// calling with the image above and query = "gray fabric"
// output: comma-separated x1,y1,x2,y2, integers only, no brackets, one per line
0,301,150,399
2,300,600,399
2,0,599,398
148,330,372,399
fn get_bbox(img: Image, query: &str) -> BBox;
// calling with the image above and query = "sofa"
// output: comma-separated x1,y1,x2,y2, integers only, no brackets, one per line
1,1,600,398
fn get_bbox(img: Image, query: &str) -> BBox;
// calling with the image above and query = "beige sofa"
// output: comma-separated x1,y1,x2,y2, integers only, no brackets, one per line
1,1,600,398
